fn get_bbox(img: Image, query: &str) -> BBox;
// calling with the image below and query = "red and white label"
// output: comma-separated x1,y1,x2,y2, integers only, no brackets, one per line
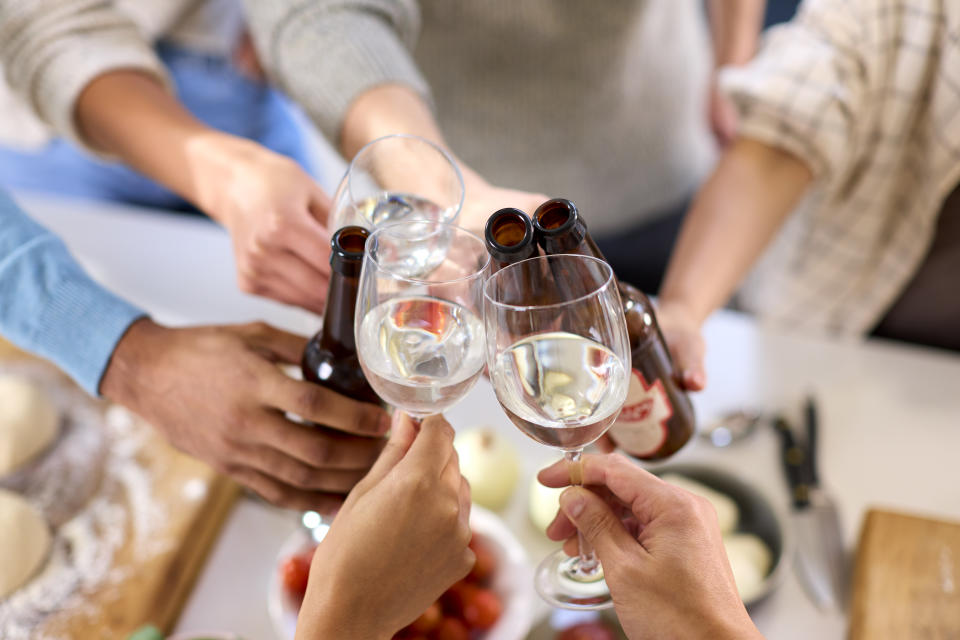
610,369,673,458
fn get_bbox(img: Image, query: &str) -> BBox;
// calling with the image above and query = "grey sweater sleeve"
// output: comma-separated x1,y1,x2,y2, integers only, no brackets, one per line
242,0,433,143
0,0,171,155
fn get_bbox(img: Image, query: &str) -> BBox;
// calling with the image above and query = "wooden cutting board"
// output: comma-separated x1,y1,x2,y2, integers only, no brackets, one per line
0,340,241,638
849,509,960,640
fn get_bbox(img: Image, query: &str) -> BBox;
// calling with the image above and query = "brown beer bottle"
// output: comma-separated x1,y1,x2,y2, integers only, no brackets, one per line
532,198,695,460
301,226,381,407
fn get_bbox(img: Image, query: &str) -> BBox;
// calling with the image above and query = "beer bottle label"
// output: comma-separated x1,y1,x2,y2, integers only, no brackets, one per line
610,369,673,457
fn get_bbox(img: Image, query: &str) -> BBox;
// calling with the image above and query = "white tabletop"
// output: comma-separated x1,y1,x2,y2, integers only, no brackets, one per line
16,193,960,640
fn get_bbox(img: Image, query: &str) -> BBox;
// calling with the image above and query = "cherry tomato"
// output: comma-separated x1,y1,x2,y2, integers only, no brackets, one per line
280,554,311,598
468,536,497,584
440,580,471,616
409,601,443,634
556,621,617,640
461,587,502,630
432,617,470,640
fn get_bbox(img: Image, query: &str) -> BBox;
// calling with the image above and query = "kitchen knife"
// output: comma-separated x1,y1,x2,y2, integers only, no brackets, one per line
776,407,849,611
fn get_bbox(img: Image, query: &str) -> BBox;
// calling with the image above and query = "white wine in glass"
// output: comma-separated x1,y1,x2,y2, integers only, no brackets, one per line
330,134,464,232
356,222,488,420
491,331,626,450
484,254,630,610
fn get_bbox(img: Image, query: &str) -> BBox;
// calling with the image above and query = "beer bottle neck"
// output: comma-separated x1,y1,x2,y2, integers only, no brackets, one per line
541,222,609,265
319,270,360,353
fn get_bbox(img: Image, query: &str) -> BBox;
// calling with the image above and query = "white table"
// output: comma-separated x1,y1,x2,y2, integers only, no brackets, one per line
17,193,960,640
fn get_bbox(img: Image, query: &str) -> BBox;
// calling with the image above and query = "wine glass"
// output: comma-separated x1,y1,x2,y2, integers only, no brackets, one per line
355,222,488,420
330,134,464,232
484,255,631,610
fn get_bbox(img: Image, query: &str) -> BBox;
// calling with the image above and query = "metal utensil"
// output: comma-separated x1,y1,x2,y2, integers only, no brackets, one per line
700,409,764,447
775,401,849,611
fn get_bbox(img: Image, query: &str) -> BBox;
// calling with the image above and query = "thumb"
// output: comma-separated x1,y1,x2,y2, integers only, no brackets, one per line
559,487,636,560
355,412,416,491
307,185,333,225
666,331,706,391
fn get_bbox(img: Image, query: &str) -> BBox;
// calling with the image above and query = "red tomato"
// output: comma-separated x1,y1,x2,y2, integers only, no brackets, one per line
409,601,443,634
461,587,502,630
556,621,617,640
280,554,311,598
440,580,471,616
468,536,497,584
432,617,470,640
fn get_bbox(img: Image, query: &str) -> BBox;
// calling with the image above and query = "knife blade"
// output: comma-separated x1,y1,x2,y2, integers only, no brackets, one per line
793,487,848,611
776,405,849,611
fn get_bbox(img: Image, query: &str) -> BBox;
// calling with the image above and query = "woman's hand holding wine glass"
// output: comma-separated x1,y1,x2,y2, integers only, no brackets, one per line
484,254,631,610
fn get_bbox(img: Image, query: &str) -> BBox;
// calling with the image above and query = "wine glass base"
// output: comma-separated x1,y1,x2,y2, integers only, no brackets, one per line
534,549,614,610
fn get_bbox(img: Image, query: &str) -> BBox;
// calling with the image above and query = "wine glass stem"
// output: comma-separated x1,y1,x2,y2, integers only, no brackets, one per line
565,449,601,576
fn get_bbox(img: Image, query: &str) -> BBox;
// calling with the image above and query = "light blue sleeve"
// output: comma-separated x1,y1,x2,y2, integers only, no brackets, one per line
0,190,145,396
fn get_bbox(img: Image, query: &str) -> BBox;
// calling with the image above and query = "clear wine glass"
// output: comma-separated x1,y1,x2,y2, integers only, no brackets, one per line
355,222,489,420
330,134,464,232
484,254,631,610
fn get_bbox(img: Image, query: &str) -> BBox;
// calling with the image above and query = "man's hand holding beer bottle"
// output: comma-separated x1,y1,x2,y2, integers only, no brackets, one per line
100,319,390,511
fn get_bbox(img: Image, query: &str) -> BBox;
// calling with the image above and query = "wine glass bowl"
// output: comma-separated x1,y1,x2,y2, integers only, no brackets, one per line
355,222,488,420
483,255,631,610
330,134,464,232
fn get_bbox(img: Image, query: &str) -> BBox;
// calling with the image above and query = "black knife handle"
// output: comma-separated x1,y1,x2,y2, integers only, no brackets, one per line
774,416,811,508
805,396,819,487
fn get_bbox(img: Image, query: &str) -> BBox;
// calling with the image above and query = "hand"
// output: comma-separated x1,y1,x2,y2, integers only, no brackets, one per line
539,454,762,640
199,138,334,315
458,167,547,234
100,319,390,511
708,73,739,148
296,414,474,640
655,300,707,391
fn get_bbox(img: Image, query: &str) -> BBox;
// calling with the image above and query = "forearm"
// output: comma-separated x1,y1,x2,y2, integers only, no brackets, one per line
74,70,262,221
0,191,144,396
341,83,494,198
341,84,446,158
659,138,812,324
706,0,766,66
295,582,392,640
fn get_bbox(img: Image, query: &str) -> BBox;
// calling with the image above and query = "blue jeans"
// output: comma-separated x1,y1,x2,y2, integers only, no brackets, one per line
0,43,314,212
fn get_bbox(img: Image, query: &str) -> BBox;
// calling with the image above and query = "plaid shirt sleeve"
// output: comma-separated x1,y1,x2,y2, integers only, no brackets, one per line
719,0,871,183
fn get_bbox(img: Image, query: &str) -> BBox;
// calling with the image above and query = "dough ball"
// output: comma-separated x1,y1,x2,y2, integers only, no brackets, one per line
724,532,773,602
0,488,52,598
662,474,739,534
0,375,59,475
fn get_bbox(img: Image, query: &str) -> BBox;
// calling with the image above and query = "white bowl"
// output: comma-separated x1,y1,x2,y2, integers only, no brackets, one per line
267,505,535,640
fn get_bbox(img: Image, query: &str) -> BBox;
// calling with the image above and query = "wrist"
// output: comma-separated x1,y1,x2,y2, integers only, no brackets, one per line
186,133,270,224
703,609,764,640
99,317,166,406
655,296,708,329
298,580,392,640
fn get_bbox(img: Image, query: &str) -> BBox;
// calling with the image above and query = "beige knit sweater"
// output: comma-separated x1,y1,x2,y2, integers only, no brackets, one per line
0,0,243,152
243,0,718,234
0,0,716,235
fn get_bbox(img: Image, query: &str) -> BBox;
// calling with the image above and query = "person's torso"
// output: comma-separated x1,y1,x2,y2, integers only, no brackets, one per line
738,0,960,336
413,0,716,233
